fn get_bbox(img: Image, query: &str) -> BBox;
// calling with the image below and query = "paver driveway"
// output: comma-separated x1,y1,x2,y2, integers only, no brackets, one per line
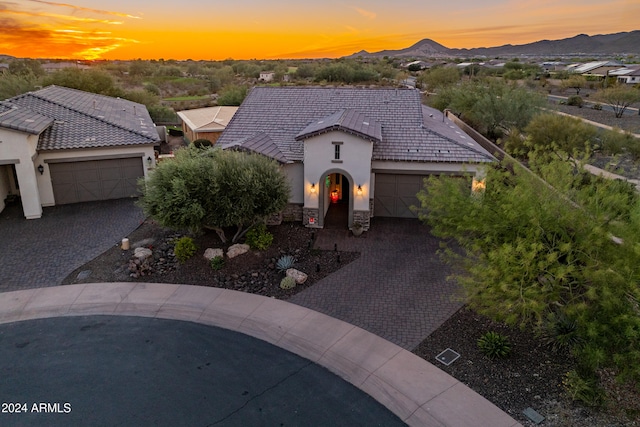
0,199,144,292
290,218,465,350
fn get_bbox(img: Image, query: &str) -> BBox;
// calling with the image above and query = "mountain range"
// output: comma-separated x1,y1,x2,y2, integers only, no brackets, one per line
347,31,640,58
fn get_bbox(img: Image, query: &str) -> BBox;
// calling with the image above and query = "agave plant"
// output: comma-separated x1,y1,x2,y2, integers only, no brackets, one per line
276,255,295,272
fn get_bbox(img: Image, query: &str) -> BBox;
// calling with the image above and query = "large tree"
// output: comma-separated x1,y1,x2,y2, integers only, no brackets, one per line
432,79,545,140
594,84,640,118
139,147,290,243
417,66,460,92
416,157,640,383
561,75,587,95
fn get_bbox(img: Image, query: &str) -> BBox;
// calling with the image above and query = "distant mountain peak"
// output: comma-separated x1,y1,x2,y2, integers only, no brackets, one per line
345,31,640,58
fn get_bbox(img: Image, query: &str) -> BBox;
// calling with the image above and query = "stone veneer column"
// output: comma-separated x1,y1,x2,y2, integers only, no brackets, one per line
352,210,371,231
302,207,321,228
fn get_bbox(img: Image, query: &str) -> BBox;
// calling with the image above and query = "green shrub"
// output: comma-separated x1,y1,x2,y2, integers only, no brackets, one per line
192,138,213,148
245,223,273,250
276,255,295,272
542,313,584,354
563,370,604,407
174,236,197,263
567,95,584,107
210,256,224,271
477,331,511,359
592,103,602,110
280,276,296,290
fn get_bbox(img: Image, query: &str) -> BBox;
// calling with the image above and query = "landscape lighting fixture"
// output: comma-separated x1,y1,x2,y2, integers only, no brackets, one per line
37,164,44,175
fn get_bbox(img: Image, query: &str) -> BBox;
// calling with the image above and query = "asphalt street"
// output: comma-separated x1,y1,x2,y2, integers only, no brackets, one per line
0,316,405,427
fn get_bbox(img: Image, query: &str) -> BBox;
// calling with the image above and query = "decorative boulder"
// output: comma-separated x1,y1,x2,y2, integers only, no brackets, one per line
204,248,224,261
286,268,308,285
227,243,250,259
133,247,153,261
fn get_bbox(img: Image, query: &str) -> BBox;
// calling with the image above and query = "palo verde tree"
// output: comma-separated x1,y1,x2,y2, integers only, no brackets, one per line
415,155,640,385
431,79,545,140
594,84,640,118
139,147,290,243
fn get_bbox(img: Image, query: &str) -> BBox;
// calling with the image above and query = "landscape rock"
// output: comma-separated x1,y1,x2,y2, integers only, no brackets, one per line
227,243,250,259
203,248,224,261
286,268,308,284
133,247,153,261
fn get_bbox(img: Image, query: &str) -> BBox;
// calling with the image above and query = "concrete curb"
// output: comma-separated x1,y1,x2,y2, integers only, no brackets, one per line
0,283,521,427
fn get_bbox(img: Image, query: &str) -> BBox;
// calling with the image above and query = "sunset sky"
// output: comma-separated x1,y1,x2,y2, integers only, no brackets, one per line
1,0,638,60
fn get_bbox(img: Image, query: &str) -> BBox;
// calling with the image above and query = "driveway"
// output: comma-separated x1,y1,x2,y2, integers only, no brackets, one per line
0,199,144,292
290,218,465,350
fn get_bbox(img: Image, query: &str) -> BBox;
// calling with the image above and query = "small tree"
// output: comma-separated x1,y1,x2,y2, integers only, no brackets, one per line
594,84,640,118
417,66,460,92
139,147,290,243
217,85,248,106
561,75,587,95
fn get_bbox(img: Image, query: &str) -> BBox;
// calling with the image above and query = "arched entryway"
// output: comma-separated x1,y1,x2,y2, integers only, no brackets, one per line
318,170,353,229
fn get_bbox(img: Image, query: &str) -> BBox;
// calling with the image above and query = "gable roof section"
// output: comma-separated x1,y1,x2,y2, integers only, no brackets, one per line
0,101,54,135
218,86,493,164
295,109,382,143
4,85,159,150
226,132,289,164
177,106,238,133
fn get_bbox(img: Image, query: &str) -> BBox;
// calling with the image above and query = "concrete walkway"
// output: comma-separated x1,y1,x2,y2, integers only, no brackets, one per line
291,218,465,350
0,199,144,291
0,282,521,427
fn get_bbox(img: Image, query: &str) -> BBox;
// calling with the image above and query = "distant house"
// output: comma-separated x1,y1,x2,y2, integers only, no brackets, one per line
0,64,8,74
259,72,275,82
402,60,430,70
0,86,159,219
176,106,238,144
217,87,494,230
611,66,640,84
41,62,90,73
568,61,622,77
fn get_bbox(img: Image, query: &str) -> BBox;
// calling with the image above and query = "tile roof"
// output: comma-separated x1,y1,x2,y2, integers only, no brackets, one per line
226,132,290,164
217,86,493,164
177,106,238,132
0,101,54,135
296,109,382,143
3,85,159,150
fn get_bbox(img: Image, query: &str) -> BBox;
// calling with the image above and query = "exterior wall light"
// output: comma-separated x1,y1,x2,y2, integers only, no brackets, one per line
37,164,44,175
310,183,316,193
147,156,153,167
357,185,363,196
471,177,486,192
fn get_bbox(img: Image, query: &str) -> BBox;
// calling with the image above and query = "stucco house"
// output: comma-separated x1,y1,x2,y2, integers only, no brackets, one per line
217,86,494,231
0,85,159,219
177,106,238,144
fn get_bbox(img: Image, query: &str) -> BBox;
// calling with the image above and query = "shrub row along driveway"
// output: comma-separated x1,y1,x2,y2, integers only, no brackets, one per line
0,199,144,292
290,218,464,350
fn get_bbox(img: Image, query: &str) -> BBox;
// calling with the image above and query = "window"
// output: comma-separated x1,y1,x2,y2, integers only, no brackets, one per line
332,141,343,162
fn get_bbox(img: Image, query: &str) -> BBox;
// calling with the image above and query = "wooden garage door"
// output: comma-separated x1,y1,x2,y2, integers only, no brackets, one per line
50,158,143,205
374,174,427,218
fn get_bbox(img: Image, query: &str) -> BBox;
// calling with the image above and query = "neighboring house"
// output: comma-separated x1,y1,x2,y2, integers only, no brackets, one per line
217,87,494,231
176,106,238,145
259,72,275,82
41,62,90,73
569,61,622,77
0,86,159,219
402,60,430,70
611,66,640,84
0,63,8,74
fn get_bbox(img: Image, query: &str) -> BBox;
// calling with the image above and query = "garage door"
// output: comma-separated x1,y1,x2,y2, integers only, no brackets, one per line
374,174,427,218
50,158,144,205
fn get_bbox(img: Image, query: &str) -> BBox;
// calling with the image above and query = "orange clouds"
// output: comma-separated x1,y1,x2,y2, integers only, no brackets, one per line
0,0,637,60
0,0,140,59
